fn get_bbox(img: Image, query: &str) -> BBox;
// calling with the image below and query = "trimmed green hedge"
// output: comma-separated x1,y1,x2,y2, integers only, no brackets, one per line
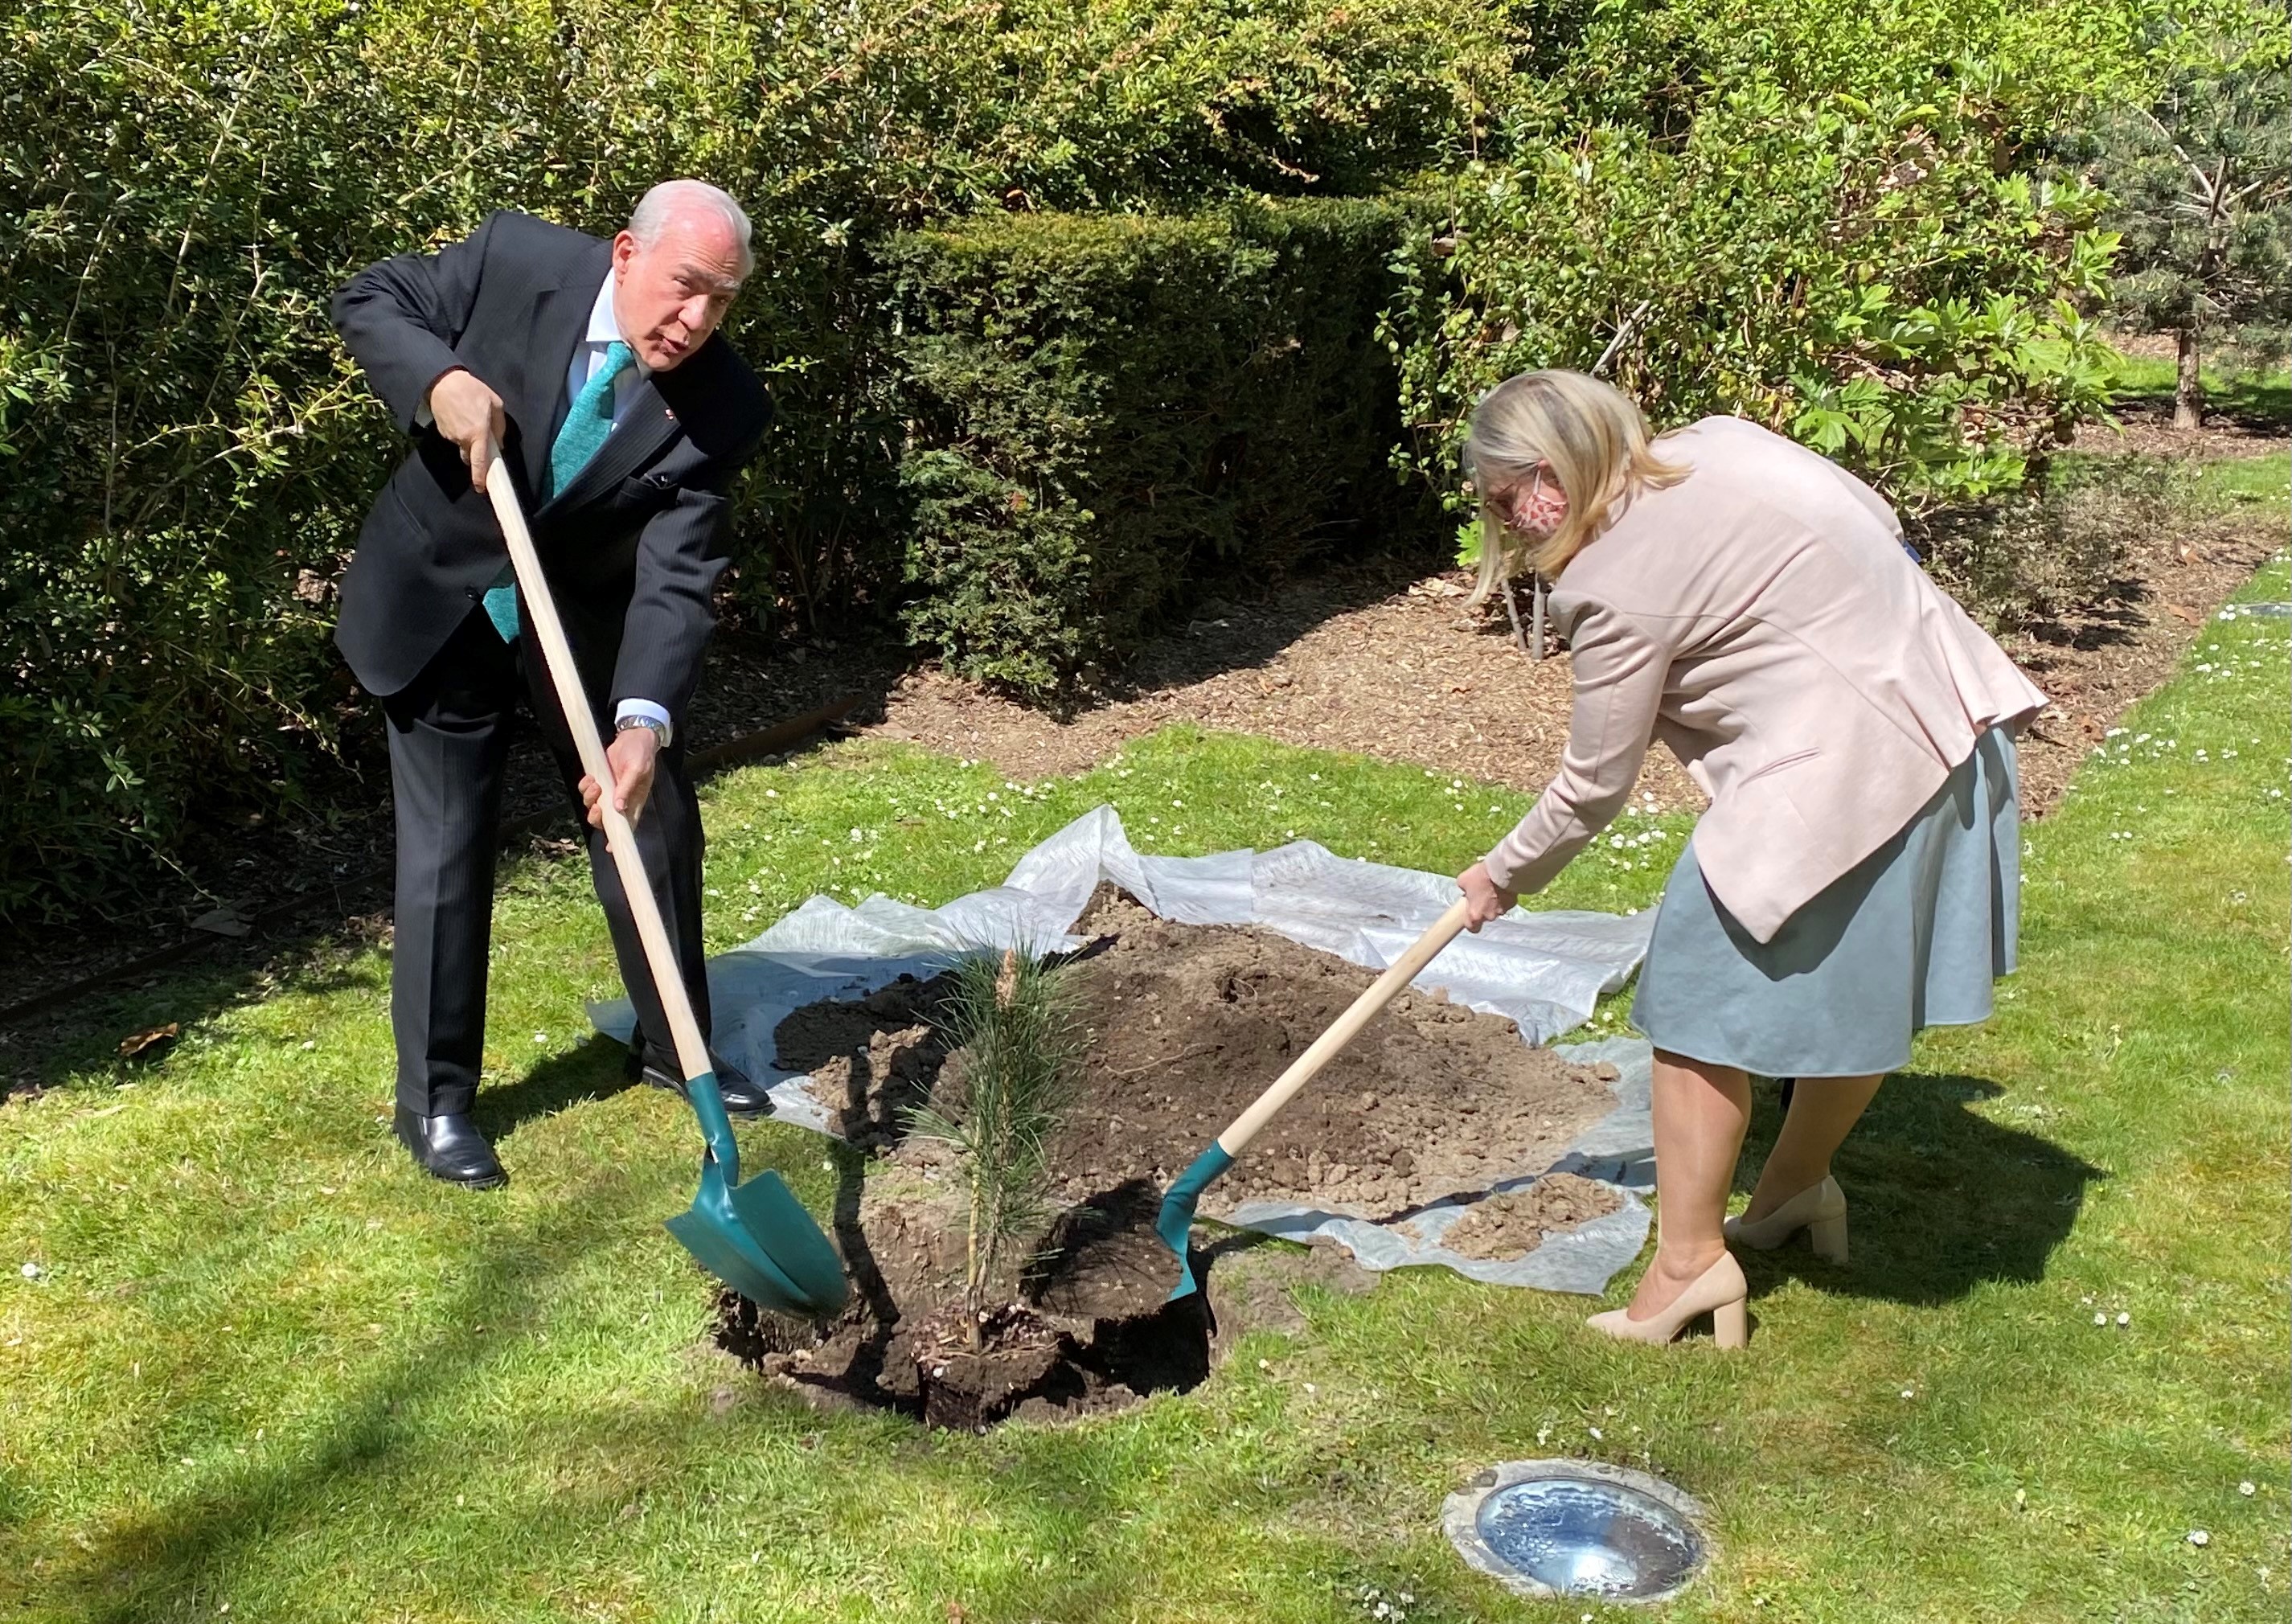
0,0,1509,924
884,201,1425,699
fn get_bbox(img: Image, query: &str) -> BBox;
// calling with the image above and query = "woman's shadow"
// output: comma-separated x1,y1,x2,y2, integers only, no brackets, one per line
1732,1072,2104,1307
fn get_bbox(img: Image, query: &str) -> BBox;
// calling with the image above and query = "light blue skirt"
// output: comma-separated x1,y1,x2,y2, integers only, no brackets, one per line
1630,728,2020,1077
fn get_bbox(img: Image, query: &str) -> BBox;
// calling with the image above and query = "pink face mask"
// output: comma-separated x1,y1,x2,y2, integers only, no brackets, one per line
1508,467,1568,539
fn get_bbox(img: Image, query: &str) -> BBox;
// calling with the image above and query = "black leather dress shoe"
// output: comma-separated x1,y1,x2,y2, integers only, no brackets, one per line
393,1107,508,1189
626,1037,774,1118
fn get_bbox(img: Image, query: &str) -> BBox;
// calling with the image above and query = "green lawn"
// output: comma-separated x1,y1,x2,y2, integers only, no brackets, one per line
2108,351,2292,428
2,558,2286,1622
2183,451,2292,517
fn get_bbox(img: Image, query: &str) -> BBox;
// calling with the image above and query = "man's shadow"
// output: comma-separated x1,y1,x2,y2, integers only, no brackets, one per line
470,1031,636,1141
1733,1071,2104,1308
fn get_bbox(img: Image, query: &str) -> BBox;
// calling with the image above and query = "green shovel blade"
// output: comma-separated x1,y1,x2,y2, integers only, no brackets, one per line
1155,1143,1234,1302
665,1071,848,1317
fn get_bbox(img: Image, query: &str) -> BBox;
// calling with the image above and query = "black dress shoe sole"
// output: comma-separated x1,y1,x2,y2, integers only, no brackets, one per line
638,1063,774,1118
397,1146,508,1190
431,1164,510,1191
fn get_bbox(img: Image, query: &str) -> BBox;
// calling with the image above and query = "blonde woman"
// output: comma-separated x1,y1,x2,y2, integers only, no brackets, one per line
1454,371,2044,1348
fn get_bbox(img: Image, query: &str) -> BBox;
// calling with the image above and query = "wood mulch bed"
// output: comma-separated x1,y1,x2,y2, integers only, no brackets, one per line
870,476,2284,821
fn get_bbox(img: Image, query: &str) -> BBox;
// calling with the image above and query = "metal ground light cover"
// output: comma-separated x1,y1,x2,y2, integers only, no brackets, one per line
1443,1458,1712,1605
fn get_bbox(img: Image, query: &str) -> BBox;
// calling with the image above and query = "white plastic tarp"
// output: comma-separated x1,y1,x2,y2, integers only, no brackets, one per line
592,806,1662,1291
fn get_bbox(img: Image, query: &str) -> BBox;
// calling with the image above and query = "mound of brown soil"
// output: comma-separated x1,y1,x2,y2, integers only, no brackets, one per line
732,887,1621,1428
778,888,1620,1220
1437,1172,1624,1261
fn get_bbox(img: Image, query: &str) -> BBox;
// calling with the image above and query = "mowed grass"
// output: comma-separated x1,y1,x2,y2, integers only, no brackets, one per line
2183,450,2292,519
0,561,2286,1622
2108,351,2292,429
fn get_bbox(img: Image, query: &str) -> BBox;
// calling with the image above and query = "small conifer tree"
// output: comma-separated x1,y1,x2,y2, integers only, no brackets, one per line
2082,31,2290,427
911,948,1080,1351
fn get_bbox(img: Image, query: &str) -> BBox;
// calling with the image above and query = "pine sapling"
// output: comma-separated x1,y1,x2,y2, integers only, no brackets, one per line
909,947,1081,1351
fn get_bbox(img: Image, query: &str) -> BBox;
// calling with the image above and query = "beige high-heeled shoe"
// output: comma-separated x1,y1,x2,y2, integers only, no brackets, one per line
1585,1252,1749,1349
1724,1175,1848,1262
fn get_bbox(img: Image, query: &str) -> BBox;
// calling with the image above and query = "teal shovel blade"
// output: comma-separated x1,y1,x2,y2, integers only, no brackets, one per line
1154,1143,1234,1301
664,1071,848,1317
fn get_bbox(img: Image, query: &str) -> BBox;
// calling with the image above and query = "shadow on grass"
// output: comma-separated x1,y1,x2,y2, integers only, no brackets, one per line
30,1169,630,1618
2112,371,2292,434
0,704,879,1103
470,1030,636,1142
1736,1071,2105,1308
33,1158,1169,1620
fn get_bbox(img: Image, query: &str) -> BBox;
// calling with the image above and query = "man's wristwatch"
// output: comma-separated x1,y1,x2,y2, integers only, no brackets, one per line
614,715,670,749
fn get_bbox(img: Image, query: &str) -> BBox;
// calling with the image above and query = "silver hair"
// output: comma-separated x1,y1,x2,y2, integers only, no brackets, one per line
627,179,754,279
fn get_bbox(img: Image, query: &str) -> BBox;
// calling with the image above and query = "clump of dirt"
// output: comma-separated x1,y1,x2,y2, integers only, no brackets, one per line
771,978,952,1150
719,1178,1209,1431
1437,1172,1624,1261
728,887,1622,1429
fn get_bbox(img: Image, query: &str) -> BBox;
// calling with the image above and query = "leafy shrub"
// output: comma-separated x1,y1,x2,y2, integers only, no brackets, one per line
0,0,2237,923
1913,457,2177,635
1380,0,2159,512
0,0,1512,921
882,199,1426,699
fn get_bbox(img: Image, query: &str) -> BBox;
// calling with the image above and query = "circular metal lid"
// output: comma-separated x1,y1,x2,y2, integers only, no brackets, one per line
1444,1460,1710,1605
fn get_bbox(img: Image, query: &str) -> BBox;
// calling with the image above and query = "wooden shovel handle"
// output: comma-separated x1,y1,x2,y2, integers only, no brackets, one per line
1214,896,1473,1156
485,462,713,1085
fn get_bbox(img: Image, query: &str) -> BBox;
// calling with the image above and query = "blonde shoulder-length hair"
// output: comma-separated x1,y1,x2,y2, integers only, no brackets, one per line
1462,369,1689,602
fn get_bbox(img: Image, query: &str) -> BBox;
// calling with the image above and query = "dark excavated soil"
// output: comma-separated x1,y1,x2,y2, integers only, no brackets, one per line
718,1178,1211,1431
724,887,1620,1429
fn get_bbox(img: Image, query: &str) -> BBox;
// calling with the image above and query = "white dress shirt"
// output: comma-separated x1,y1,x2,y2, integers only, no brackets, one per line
564,271,645,437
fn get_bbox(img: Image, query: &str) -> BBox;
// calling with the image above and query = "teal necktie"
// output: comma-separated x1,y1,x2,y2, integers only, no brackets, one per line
482,339,636,642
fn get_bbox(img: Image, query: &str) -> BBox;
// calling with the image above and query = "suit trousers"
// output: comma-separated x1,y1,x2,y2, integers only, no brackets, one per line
382,607,711,1116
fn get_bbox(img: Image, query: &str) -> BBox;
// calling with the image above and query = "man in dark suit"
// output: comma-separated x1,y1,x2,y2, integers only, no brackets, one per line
333,179,775,1189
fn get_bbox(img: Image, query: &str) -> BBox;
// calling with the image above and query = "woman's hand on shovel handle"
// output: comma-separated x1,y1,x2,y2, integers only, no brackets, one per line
1457,861,1516,932
428,367,506,493
581,726,658,839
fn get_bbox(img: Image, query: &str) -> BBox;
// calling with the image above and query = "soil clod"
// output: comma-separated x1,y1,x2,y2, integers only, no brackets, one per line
1436,1172,1625,1260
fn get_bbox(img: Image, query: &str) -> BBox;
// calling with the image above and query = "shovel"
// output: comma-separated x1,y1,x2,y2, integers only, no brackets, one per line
484,459,847,1317
1154,896,1473,1299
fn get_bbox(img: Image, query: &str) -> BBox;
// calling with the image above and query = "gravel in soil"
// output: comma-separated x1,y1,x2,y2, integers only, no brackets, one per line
1436,1172,1624,1261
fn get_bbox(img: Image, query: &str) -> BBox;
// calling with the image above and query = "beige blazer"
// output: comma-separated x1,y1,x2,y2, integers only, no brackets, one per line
1482,416,2045,943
